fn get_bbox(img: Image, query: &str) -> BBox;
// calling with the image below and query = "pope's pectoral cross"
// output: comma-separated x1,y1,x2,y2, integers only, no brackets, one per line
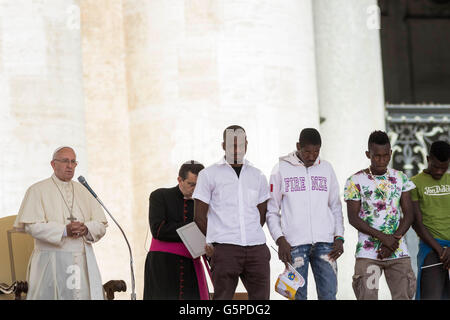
67,215,77,223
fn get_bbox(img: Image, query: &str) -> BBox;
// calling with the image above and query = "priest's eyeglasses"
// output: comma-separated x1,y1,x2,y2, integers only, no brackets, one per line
53,159,78,166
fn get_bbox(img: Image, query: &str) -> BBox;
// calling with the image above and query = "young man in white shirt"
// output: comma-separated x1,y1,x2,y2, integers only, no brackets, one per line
267,128,345,300
193,125,271,300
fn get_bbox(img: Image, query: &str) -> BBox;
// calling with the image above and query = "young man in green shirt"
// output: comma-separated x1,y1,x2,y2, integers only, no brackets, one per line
411,140,450,300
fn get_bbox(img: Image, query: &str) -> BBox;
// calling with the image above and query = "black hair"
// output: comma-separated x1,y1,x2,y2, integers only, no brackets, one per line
429,140,450,162
368,130,390,150
299,128,321,146
223,125,246,142
178,161,204,180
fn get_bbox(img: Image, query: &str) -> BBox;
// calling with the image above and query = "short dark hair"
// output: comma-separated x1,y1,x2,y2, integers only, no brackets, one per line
178,161,204,180
368,130,390,150
429,140,450,162
223,125,246,142
299,128,321,146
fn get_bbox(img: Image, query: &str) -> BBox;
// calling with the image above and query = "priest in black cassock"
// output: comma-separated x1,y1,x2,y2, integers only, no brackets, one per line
143,161,207,300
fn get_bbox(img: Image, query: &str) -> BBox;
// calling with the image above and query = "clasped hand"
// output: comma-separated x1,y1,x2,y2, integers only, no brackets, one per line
377,234,400,259
66,221,88,238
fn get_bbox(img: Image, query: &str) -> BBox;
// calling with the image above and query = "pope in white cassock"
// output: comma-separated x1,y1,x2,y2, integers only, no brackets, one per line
14,146,108,300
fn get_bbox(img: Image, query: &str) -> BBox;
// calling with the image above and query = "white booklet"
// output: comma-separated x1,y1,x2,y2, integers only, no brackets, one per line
176,222,206,259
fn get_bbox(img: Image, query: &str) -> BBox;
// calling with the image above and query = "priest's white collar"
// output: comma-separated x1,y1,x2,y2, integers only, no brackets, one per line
51,174,72,186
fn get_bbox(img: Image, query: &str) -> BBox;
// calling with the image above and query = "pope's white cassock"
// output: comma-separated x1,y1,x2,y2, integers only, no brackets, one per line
14,174,108,300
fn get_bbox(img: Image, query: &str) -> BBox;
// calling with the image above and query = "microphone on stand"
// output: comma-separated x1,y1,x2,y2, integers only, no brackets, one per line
78,176,136,300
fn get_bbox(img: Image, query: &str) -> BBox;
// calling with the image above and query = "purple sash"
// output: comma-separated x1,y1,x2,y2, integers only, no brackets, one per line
149,238,210,300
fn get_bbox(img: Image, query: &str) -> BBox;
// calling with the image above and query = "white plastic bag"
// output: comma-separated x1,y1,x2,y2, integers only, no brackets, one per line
275,264,305,300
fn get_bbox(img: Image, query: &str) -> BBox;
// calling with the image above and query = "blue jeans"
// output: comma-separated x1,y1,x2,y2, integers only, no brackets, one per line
290,242,337,300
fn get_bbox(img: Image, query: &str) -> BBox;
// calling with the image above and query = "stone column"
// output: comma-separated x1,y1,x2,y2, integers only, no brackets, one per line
122,0,320,299
0,1,87,217
80,0,134,300
313,0,386,299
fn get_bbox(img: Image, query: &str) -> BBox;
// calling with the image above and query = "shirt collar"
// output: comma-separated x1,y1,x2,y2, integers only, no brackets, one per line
217,156,253,167
176,185,193,200
52,173,72,187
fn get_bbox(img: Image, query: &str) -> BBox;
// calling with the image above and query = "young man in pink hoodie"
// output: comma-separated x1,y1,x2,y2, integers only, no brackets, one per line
267,128,345,300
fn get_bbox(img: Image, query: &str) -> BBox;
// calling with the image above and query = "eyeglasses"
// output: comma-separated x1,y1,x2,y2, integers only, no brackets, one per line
53,159,78,166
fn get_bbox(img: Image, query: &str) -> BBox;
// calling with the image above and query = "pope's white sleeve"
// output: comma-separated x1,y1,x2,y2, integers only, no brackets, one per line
83,221,106,243
24,222,66,246
266,164,284,243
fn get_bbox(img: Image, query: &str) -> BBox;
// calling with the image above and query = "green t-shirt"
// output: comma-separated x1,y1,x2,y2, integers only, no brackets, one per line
410,172,450,240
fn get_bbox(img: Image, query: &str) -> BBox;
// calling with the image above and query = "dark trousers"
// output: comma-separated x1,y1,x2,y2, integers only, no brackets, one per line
421,250,450,300
210,243,270,300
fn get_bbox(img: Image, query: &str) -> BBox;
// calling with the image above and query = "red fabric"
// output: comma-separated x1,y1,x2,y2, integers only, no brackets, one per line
150,238,210,300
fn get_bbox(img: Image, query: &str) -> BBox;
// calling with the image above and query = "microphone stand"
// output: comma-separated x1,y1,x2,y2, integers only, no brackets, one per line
95,197,137,300
78,176,136,300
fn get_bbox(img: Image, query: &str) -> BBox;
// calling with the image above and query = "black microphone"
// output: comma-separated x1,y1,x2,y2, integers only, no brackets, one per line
77,176,98,198
77,175,136,300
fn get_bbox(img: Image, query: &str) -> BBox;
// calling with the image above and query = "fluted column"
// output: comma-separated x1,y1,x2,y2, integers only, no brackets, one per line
80,0,134,300
313,0,386,299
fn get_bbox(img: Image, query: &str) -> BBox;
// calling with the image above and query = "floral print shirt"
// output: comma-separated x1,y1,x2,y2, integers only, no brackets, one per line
344,168,415,260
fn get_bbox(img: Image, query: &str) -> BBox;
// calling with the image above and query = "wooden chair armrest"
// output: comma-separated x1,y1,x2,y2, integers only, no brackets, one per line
103,280,127,300
0,281,28,300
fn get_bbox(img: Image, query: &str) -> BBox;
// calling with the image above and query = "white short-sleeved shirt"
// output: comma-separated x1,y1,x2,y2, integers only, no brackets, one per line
193,157,270,246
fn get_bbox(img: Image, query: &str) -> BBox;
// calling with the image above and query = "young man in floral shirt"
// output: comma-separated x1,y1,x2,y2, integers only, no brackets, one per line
344,130,416,300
